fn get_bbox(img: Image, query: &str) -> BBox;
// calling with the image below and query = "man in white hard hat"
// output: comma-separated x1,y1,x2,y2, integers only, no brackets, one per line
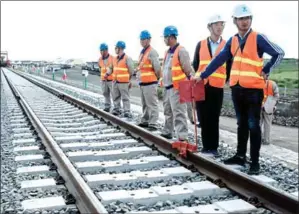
260,79,279,145
193,4,284,175
192,14,232,157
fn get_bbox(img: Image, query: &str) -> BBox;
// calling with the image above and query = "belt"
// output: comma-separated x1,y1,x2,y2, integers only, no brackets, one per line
102,80,112,82
165,84,173,90
116,81,129,84
139,81,158,86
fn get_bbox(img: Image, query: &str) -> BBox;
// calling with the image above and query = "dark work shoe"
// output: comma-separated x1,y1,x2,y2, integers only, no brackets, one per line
223,154,246,166
200,148,210,154
248,162,260,175
103,108,110,112
123,112,132,118
160,133,173,139
137,122,149,128
112,110,121,116
210,150,221,157
147,125,158,131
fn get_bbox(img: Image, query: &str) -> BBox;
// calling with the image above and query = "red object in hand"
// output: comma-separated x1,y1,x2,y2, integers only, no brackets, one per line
178,80,205,103
171,80,205,158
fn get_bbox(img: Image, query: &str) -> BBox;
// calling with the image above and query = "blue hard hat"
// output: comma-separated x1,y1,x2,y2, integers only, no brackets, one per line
99,43,108,51
115,41,126,49
163,26,178,37
140,30,151,40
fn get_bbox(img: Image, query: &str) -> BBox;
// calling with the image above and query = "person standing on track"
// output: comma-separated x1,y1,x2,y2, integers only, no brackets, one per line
192,14,232,157
98,43,114,112
112,41,135,118
261,79,279,145
193,4,284,174
136,30,161,131
160,25,193,142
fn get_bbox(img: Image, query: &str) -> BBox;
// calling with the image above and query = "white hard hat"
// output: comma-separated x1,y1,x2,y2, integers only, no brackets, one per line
208,14,226,25
232,4,253,18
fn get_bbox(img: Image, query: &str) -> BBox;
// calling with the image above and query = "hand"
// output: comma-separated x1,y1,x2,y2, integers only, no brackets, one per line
192,75,202,83
261,71,268,80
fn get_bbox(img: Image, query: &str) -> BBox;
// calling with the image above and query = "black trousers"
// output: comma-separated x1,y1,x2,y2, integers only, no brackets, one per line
196,84,223,150
231,87,264,164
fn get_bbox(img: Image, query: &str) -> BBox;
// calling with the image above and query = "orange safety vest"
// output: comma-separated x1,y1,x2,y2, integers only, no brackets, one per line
138,46,158,83
195,39,227,88
263,80,274,105
161,45,187,89
113,54,130,83
230,31,265,89
99,55,114,81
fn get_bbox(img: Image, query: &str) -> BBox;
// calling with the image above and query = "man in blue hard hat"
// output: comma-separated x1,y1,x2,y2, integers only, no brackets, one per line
136,30,161,131
112,41,135,117
98,43,114,112
160,25,194,142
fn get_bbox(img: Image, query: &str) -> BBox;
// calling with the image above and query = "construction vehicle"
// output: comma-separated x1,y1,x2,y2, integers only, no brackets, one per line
1,51,10,67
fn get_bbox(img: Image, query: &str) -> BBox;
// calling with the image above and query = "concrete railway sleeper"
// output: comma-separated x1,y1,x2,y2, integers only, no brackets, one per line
1,68,298,214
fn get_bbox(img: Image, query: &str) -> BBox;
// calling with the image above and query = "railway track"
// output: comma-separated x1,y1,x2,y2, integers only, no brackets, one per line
1,68,298,214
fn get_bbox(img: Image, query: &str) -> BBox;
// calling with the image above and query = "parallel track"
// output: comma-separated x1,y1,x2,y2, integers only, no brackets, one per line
2,68,298,214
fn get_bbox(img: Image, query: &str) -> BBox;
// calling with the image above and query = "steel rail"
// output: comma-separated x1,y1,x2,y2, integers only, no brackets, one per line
2,69,108,214
10,69,299,214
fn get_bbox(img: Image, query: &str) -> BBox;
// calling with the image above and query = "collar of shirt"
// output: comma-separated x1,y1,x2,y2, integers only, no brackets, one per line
102,54,110,60
168,43,180,54
117,53,126,61
238,28,252,40
208,37,221,44
141,45,150,54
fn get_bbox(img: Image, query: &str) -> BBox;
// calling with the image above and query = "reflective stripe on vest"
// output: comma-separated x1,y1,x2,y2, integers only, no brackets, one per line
99,55,114,80
163,46,187,90
195,39,227,88
138,47,158,83
263,80,274,104
230,31,265,89
113,55,130,83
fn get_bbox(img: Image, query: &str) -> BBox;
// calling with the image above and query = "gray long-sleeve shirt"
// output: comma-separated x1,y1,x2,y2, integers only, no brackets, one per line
163,44,194,87
148,48,161,79
125,56,135,80
270,80,279,100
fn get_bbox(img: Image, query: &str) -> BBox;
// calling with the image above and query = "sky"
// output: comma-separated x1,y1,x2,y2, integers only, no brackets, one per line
1,1,298,61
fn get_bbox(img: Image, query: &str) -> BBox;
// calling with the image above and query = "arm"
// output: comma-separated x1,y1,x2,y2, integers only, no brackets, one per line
126,57,135,80
272,81,280,100
225,58,232,83
257,34,285,75
200,37,233,79
148,49,161,79
178,47,194,78
192,41,201,71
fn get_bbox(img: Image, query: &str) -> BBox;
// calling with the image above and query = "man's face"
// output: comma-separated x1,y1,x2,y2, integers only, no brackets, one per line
210,22,225,37
115,47,120,55
140,39,150,48
236,16,252,32
100,50,108,56
164,36,170,46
